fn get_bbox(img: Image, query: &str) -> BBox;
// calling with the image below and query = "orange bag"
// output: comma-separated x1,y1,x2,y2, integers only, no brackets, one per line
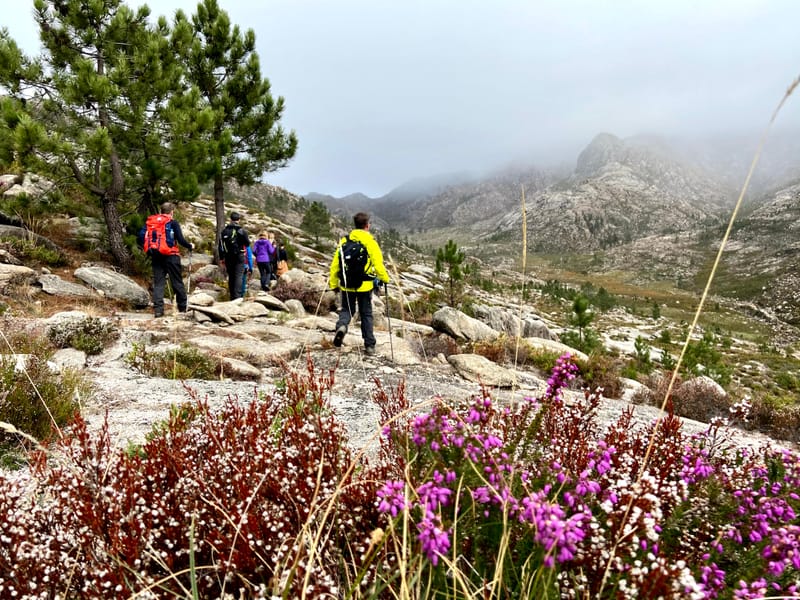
276,259,289,276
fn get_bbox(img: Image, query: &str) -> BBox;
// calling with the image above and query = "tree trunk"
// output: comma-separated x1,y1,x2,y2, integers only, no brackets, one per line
213,172,226,263
102,195,132,272
102,145,133,271
95,51,132,272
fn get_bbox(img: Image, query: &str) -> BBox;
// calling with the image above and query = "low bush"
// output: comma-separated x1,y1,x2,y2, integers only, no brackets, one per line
0,238,67,267
47,316,120,355
271,278,336,313
125,342,221,380
470,337,565,375
0,354,87,448
749,393,800,443
410,332,460,360
0,357,797,598
576,351,624,398
632,372,731,423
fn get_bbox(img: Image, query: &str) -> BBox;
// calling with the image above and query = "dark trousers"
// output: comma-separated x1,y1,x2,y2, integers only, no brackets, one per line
227,258,245,299
337,290,375,348
152,254,186,315
257,261,273,291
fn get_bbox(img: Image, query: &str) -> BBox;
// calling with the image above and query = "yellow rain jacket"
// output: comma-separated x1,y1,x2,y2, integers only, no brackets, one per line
329,228,389,292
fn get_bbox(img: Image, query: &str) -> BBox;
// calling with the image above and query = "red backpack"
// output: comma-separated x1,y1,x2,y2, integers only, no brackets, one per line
143,214,178,256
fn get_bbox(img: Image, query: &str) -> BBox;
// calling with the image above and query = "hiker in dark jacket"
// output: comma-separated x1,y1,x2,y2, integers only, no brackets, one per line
148,202,193,318
253,231,275,291
328,212,389,356
276,239,289,277
268,232,279,281
218,212,251,300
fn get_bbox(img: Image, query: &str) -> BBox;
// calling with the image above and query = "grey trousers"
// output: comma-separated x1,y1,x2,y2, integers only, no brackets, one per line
336,290,375,348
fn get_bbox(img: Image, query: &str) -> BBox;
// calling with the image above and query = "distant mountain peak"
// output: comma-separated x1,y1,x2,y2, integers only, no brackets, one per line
575,133,624,176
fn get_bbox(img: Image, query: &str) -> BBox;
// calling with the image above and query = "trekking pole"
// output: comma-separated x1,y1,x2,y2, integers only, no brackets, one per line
186,250,193,296
385,282,394,362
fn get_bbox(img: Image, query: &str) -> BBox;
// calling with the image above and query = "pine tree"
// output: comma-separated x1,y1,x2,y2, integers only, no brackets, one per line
435,239,466,307
0,1,187,270
300,201,332,245
176,0,298,260
570,294,593,345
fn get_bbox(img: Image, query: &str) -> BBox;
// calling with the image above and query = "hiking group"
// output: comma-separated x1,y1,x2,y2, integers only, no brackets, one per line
141,206,392,360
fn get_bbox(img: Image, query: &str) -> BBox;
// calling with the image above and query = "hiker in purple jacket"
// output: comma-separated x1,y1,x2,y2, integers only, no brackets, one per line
253,231,276,292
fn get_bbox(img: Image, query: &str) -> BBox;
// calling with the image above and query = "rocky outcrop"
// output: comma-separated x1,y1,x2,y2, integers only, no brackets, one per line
38,273,96,298
472,304,556,340
0,264,38,293
0,173,54,199
447,354,518,387
431,307,500,342
74,266,151,307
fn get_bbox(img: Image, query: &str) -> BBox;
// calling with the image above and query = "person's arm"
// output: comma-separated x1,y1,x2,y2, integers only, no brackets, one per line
366,237,390,283
328,241,343,289
172,221,193,251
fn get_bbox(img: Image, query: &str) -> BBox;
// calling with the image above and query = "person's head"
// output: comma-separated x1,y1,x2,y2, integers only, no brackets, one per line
353,212,370,230
161,201,175,215
258,231,267,239
230,211,241,222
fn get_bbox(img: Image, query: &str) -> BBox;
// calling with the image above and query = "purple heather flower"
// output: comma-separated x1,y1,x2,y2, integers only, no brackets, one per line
377,480,408,518
519,490,587,567
699,562,726,597
544,353,578,402
417,472,453,511
417,516,451,565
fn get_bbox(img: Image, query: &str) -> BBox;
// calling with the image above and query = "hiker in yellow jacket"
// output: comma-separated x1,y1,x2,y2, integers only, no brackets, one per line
329,212,390,356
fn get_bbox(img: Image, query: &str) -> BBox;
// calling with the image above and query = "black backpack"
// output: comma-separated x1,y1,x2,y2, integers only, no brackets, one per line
219,224,242,260
339,236,369,288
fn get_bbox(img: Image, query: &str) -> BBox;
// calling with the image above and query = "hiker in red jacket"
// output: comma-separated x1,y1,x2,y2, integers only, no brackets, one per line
143,202,194,318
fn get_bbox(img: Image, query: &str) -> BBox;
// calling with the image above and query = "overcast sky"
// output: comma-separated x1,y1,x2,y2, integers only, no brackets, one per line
5,0,800,197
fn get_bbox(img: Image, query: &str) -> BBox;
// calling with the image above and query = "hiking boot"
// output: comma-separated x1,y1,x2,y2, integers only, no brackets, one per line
333,326,347,347
364,346,376,357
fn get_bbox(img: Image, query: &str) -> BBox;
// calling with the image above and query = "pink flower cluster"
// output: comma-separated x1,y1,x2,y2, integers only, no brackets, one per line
375,352,800,598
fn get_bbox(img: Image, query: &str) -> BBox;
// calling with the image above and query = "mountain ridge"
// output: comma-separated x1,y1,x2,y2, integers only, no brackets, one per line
309,131,800,320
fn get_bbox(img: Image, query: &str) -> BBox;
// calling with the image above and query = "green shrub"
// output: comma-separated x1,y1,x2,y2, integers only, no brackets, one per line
560,328,602,354
403,292,443,325
0,354,87,447
125,342,221,380
683,331,732,387
538,279,577,301
1,237,67,267
523,347,561,373
471,338,564,375
576,351,624,398
47,317,120,356
749,393,800,443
